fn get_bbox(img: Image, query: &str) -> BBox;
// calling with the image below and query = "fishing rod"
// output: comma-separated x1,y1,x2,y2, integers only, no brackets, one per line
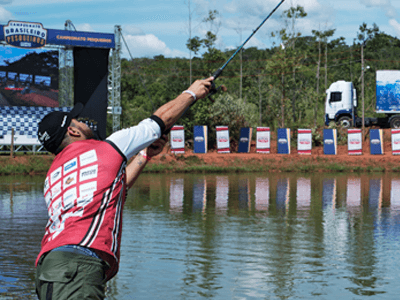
163,0,286,136
208,0,286,97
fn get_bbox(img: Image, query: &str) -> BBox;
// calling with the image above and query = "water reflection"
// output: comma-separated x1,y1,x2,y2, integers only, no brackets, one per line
2,173,400,299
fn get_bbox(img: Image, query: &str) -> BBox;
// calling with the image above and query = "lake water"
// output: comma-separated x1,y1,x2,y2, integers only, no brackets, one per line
1,172,400,299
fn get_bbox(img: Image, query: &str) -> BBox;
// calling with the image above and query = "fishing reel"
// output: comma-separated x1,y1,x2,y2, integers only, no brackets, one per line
208,81,227,102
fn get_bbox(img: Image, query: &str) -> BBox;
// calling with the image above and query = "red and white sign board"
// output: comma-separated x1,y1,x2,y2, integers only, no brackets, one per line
170,125,185,154
392,129,400,155
216,126,230,153
297,129,312,155
256,127,270,153
348,129,362,155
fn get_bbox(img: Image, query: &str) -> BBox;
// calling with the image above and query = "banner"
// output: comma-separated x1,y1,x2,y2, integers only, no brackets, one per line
370,129,384,155
170,125,185,154
73,47,109,140
347,129,362,155
238,127,252,153
216,126,230,153
323,129,337,155
0,21,115,49
256,127,270,154
297,129,312,155
277,128,290,154
193,125,207,153
392,129,400,155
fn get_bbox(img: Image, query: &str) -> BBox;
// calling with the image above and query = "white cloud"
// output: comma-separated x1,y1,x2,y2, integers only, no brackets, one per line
0,7,13,22
122,25,144,36
389,18,400,35
122,34,188,58
360,0,397,18
75,23,93,32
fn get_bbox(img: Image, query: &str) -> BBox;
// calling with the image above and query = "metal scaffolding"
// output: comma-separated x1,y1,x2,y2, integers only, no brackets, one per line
107,25,122,132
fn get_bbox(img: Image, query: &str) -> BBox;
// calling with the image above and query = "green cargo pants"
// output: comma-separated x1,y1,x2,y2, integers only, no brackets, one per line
35,250,109,300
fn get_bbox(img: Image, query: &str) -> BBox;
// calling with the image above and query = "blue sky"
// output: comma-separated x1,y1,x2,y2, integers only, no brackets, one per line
0,0,399,59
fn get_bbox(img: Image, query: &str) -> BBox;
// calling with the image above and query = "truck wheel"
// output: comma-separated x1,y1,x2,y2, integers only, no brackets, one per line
337,116,352,128
390,117,400,128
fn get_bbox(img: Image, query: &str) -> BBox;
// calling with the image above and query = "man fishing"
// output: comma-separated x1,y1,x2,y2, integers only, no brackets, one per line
35,76,214,299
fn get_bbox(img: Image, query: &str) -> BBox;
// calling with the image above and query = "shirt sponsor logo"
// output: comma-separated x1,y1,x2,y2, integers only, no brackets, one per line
63,187,77,210
51,181,62,199
63,172,77,189
44,192,51,207
64,158,77,175
80,165,98,182
80,149,97,166
44,177,49,194
79,181,97,198
50,166,62,185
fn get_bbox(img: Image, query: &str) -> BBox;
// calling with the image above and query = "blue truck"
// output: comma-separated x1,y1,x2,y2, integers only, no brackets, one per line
325,70,400,128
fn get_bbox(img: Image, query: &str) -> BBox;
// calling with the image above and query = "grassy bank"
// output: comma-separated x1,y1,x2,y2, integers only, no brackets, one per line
1,152,399,176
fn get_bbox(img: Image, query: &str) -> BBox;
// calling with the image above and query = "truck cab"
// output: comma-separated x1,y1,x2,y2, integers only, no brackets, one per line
325,81,357,128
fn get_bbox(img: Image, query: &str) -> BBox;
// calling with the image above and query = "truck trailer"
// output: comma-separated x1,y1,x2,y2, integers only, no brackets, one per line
325,70,400,128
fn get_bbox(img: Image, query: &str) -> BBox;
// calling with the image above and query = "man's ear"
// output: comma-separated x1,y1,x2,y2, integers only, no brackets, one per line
67,126,82,137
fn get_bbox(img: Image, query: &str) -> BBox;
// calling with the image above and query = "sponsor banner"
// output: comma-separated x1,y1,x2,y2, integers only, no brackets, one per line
348,129,362,155
392,129,400,155
370,129,384,155
256,127,270,154
0,21,115,49
277,128,290,154
193,125,207,154
216,126,230,153
170,125,185,154
323,129,337,155
297,129,312,155
238,127,253,153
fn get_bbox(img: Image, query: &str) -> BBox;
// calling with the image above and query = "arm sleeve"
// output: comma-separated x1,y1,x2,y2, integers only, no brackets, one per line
106,118,162,160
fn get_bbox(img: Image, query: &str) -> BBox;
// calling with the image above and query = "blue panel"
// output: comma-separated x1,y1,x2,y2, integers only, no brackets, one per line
370,129,384,155
277,128,290,154
323,129,337,155
193,126,207,153
238,127,252,153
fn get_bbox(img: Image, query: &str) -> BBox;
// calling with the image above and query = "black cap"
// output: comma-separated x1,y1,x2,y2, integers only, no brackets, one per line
38,103,84,154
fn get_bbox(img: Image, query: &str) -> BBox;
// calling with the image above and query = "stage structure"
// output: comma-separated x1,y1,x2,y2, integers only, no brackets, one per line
0,20,121,153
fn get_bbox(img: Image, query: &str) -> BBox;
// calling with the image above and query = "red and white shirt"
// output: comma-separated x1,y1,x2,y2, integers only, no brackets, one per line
36,118,161,280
